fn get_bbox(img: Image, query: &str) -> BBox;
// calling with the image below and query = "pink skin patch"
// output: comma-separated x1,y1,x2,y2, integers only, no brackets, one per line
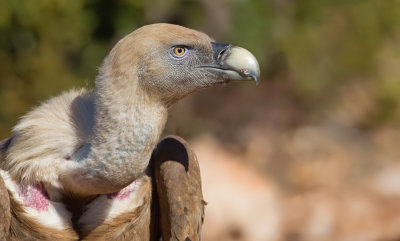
241,68,249,74
18,184,49,212
107,182,136,200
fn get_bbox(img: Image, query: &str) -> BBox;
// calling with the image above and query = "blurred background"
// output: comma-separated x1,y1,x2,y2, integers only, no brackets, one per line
1,0,400,240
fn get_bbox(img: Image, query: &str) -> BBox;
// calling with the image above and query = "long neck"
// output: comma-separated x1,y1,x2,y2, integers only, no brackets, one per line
62,70,168,196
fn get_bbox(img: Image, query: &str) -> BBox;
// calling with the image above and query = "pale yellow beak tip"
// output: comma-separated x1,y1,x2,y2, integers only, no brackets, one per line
225,46,260,85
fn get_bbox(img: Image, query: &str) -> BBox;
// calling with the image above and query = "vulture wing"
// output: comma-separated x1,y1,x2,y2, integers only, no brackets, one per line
0,137,12,240
153,136,205,241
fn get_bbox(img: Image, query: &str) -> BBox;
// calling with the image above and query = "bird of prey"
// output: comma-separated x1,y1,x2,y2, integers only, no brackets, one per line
0,23,259,240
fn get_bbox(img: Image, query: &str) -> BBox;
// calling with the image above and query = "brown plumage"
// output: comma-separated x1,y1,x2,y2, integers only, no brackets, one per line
0,23,259,240
0,139,11,240
0,136,204,241
154,136,205,241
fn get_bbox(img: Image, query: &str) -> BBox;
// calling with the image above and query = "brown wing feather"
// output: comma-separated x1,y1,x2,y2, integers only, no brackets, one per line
0,137,13,240
0,169,11,241
153,136,205,241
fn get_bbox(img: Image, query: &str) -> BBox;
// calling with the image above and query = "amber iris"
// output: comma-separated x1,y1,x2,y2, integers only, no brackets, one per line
173,46,186,57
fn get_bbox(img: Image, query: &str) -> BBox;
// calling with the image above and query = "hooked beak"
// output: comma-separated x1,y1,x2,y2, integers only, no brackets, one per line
199,42,260,85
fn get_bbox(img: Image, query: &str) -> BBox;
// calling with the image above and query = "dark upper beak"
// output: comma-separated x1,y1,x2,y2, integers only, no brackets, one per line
210,42,260,85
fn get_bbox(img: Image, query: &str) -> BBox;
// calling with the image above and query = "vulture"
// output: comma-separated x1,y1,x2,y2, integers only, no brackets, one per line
0,23,259,241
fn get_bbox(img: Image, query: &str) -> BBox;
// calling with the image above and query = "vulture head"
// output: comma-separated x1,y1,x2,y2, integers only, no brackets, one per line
97,23,259,106
2,23,259,199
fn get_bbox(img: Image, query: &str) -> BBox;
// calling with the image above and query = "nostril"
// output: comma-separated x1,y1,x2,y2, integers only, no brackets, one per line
218,48,227,60
211,42,231,61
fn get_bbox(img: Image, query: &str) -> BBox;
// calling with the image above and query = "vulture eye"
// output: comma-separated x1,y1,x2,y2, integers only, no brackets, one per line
172,46,186,57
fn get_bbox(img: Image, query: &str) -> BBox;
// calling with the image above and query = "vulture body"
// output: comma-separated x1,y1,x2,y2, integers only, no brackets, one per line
0,23,259,240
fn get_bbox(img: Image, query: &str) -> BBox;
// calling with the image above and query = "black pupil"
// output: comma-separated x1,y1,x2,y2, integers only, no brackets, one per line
177,48,183,53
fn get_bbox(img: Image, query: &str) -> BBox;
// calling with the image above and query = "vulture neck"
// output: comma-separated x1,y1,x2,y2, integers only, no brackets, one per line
65,69,168,196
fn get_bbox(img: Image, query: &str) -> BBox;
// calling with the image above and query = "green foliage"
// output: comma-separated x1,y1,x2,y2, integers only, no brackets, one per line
231,0,400,128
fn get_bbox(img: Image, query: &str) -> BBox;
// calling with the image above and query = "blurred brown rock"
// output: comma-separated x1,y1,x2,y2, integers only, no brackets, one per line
192,135,282,241
283,189,400,241
190,126,400,241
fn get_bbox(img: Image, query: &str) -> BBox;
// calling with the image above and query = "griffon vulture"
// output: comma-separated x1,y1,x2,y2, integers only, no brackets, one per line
0,23,259,240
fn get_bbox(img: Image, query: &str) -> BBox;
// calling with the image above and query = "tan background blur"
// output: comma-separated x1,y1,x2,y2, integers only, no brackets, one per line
1,1,400,240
